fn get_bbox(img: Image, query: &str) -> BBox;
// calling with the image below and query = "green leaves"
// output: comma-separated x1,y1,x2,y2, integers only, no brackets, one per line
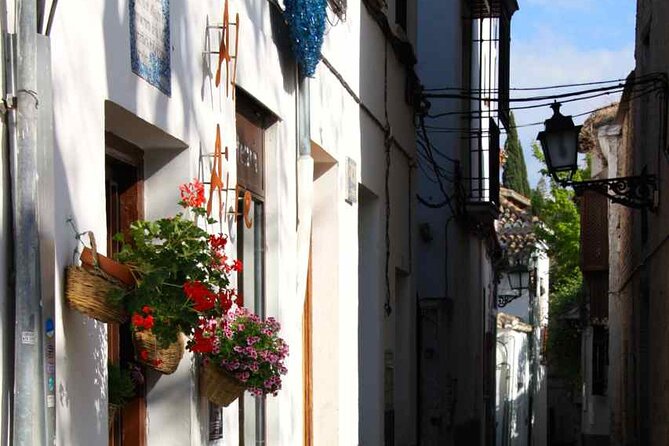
108,363,136,406
531,142,586,385
113,212,228,348
502,112,532,197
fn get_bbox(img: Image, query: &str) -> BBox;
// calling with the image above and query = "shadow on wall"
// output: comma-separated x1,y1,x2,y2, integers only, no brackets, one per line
54,143,108,441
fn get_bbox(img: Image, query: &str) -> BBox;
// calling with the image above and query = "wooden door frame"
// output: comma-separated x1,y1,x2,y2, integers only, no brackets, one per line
106,133,146,446
303,241,313,446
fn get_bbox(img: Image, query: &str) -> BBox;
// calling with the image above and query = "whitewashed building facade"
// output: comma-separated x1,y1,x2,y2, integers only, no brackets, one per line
0,0,419,444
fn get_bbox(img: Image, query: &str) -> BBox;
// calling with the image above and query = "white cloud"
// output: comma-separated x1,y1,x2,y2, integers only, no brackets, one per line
510,29,634,186
522,0,595,10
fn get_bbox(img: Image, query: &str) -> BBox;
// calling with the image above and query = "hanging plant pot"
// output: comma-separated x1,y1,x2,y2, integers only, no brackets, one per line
108,403,121,429
80,247,135,287
65,233,130,324
201,361,246,407
134,331,184,375
284,0,327,77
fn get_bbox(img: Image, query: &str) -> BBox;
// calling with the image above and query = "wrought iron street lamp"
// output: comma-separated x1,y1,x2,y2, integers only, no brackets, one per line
537,102,658,209
507,263,530,292
497,255,531,308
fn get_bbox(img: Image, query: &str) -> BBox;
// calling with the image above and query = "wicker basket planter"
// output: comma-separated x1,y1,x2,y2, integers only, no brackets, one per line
66,266,128,323
108,403,120,428
134,331,184,375
201,362,246,407
65,232,132,324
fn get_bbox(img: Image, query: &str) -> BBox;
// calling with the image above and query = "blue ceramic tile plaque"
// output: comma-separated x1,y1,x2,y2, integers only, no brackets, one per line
129,0,171,95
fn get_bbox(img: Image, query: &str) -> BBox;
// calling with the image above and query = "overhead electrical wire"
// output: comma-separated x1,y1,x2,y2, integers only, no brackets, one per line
423,72,664,93
417,115,457,216
424,74,666,119
414,73,669,210
423,82,663,133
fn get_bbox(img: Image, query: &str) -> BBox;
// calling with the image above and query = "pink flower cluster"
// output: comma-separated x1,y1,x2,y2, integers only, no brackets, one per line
186,306,288,397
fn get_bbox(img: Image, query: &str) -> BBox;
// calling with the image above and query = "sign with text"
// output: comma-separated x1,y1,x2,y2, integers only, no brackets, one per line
236,113,264,198
130,0,171,95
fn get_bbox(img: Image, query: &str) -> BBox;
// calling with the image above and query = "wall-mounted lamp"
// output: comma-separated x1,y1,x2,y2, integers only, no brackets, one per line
537,102,657,209
497,255,531,308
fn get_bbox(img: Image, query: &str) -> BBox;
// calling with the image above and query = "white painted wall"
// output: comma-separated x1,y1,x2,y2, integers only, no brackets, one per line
35,0,417,445
496,329,531,446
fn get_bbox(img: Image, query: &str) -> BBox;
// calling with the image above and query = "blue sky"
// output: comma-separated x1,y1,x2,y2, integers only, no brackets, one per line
510,0,636,187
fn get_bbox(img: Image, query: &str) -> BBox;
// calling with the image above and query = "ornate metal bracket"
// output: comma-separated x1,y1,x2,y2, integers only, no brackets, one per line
497,293,522,308
562,169,658,210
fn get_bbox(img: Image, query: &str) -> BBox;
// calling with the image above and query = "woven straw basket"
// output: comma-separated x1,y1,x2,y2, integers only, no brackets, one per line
201,362,246,407
65,233,127,324
108,403,120,429
134,331,184,375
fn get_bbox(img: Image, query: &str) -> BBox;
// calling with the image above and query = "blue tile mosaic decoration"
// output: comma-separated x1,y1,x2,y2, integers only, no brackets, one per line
129,0,172,95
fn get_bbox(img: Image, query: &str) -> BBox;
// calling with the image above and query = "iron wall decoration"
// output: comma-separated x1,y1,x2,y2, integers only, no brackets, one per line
203,0,240,98
497,293,521,308
565,168,657,210
130,0,171,95
284,0,327,77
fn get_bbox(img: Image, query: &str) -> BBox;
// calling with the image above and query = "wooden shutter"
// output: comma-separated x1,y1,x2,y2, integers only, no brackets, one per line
580,190,609,272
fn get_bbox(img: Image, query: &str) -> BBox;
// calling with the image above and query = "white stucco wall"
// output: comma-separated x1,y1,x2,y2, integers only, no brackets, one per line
496,329,531,446
38,0,416,445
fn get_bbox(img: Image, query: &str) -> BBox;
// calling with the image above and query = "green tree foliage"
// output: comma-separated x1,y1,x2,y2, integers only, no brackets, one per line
531,142,589,385
502,112,531,197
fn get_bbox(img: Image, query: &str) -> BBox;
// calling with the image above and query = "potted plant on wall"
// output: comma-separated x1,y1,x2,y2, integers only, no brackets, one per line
113,180,239,374
190,307,289,406
65,231,135,324
108,362,138,427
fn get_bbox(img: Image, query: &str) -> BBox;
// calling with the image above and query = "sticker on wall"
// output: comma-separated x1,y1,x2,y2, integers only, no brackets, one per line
129,0,171,95
45,318,55,338
47,395,55,408
21,331,36,345
46,344,55,363
48,376,55,392
345,157,357,205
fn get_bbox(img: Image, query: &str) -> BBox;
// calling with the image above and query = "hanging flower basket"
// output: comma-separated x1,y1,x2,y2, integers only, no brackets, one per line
108,403,121,428
284,0,327,77
201,361,246,407
133,330,184,375
65,232,131,324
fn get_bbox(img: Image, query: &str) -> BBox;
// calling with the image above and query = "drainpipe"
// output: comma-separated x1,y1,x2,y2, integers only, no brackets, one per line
1,32,16,446
10,0,47,444
296,73,313,306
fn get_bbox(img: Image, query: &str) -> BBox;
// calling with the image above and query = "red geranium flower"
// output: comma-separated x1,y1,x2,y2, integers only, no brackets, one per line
218,290,233,312
179,180,205,208
184,280,216,312
209,234,228,251
142,305,153,315
131,313,145,329
232,259,243,272
191,327,216,353
140,349,149,361
143,314,155,330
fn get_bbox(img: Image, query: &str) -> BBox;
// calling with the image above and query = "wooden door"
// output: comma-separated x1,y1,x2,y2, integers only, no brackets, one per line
106,134,146,446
